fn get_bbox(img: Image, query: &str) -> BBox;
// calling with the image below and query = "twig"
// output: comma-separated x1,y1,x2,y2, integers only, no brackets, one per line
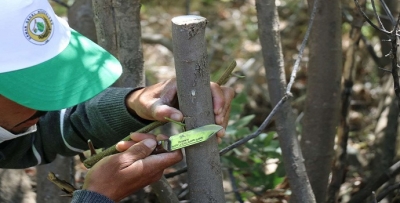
47,172,77,196
372,191,378,203
378,67,392,73
389,15,400,112
220,95,288,155
370,0,385,31
348,160,400,203
354,0,391,34
378,0,396,26
142,33,173,52
217,60,237,85
83,121,167,168
228,168,244,203
374,182,400,202
285,0,318,94
87,140,97,156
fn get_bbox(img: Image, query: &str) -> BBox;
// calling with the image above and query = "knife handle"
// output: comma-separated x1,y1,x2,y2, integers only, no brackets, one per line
152,140,170,154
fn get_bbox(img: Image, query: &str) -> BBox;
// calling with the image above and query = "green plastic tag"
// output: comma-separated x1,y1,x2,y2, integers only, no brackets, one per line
168,124,223,151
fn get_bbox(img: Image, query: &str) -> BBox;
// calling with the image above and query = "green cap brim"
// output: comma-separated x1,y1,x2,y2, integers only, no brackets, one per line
0,30,122,111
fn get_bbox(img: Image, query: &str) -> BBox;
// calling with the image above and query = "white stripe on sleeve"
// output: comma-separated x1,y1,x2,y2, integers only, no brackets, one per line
32,144,42,165
60,109,85,153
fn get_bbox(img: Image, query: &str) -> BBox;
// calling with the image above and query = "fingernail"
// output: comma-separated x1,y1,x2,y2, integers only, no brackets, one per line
171,113,182,121
143,139,156,148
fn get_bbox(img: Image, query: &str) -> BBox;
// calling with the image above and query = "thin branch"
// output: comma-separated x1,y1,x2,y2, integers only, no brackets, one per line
228,168,244,203
83,121,167,168
286,0,318,94
372,191,378,203
354,0,391,34
389,15,400,112
374,182,400,202
378,0,396,26
348,160,400,203
378,67,392,73
220,96,288,155
142,33,173,52
370,0,386,31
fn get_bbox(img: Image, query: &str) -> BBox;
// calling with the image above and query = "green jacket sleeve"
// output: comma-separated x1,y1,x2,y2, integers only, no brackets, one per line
0,87,149,168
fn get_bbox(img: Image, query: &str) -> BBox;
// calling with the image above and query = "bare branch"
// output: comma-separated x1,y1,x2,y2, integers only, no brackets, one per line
286,0,318,94
374,182,400,202
354,0,391,34
370,0,386,31
219,96,288,155
378,0,396,26
348,160,400,203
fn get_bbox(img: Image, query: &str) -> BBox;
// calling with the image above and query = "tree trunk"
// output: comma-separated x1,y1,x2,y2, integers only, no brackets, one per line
172,15,226,202
92,1,178,202
68,0,97,43
255,0,316,202
326,2,364,201
92,0,144,87
301,0,342,202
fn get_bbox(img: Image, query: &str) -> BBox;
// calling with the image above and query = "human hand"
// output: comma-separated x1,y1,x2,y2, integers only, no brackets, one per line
126,78,235,139
82,134,182,202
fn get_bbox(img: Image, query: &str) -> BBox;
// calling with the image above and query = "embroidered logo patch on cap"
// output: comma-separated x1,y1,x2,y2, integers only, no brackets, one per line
0,0,123,111
23,9,54,45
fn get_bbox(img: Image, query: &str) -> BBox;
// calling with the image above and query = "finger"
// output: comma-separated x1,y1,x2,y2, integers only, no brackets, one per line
210,82,225,116
151,103,183,122
156,134,169,141
222,104,232,128
129,133,156,142
124,139,157,162
116,141,136,152
140,150,183,170
215,86,235,126
216,128,226,139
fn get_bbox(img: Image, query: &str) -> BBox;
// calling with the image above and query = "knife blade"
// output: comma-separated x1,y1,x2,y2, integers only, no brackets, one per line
153,124,223,154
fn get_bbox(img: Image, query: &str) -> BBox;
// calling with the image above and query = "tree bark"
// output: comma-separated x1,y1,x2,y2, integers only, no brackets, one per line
68,0,97,43
255,0,316,203
172,15,225,202
301,0,343,202
326,2,364,201
92,0,144,87
92,1,179,202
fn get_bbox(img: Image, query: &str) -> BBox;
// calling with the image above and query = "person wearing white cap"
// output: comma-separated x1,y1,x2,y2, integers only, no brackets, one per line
0,0,234,202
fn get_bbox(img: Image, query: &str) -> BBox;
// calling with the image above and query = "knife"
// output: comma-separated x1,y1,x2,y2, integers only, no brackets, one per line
153,124,223,154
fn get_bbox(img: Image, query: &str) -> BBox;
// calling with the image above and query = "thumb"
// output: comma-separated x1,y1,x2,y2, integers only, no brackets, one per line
125,139,157,161
151,103,183,122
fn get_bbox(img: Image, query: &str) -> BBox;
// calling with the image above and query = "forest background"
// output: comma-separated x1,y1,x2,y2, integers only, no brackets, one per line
1,0,400,203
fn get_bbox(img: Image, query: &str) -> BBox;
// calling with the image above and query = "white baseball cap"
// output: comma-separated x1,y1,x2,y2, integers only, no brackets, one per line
0,0,122,110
